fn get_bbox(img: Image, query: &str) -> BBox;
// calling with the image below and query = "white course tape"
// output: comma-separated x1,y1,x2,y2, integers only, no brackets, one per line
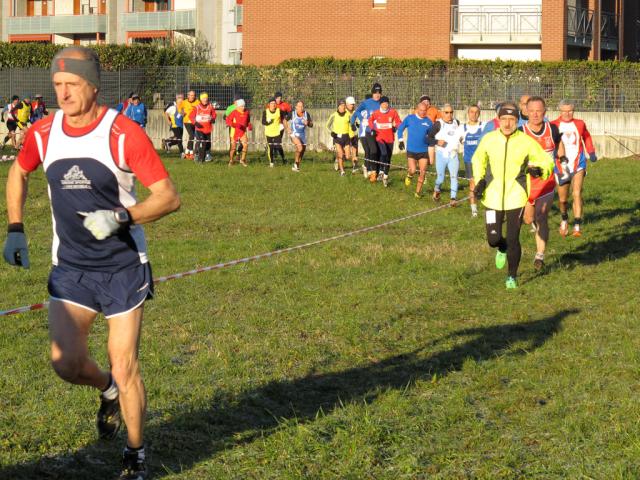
0,198,467,317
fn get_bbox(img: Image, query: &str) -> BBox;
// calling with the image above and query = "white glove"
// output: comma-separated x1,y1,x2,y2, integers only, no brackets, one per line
81,210,121,240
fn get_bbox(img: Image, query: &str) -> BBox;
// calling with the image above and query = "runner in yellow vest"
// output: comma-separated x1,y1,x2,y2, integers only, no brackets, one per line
262,98,285,167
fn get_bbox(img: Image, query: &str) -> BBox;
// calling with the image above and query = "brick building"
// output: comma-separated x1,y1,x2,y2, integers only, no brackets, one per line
243,0,639,65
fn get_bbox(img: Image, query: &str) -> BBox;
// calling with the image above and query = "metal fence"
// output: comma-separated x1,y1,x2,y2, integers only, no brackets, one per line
1,65,639,112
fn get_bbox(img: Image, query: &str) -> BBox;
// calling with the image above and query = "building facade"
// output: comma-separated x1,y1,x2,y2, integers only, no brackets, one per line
243,0,638,65
0,0,244,64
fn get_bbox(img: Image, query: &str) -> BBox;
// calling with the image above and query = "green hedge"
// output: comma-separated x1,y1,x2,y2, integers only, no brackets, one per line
184,58,640,111
0,42,193,69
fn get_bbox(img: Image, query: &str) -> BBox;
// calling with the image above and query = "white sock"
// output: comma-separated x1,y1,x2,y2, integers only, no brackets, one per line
471,204,478,213
101,376,119,400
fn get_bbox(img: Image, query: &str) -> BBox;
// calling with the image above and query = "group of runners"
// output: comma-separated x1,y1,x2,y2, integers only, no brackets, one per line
1,93,49,150
2,49,599,480
108,83,601,289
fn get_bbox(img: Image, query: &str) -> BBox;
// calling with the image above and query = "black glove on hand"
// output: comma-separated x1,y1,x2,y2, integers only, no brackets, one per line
473,179,487,200
330,132,337,139
266,119,274,125
3,223,29,268
350,123,357,132
194,122,203,129
398,140,405,151
527,165,543,178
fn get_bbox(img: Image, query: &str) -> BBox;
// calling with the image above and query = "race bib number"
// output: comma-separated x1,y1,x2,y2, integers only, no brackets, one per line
485,210,497,224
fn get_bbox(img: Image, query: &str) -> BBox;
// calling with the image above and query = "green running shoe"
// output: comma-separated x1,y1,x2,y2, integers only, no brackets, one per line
495,250,507,270
505,276,518,289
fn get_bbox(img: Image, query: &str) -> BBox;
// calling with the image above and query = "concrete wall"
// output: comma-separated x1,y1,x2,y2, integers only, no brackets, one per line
136,109,640,159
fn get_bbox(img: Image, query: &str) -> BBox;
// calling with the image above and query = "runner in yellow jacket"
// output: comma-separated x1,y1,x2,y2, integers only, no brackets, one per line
471,102,554,289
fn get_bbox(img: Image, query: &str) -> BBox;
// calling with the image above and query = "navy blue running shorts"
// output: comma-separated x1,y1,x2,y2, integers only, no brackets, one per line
407,151,428,161
48,263,154,318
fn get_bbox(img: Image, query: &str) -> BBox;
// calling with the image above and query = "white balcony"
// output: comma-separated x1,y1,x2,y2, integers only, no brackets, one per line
120,9,196,32
6,14,107,35
451,5,542,45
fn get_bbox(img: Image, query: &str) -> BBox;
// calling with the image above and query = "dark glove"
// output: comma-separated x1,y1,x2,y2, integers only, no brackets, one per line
527,165,543,178
589,153,597,163
371,130,377,137
392,126,397,133
3,223,29,268
331,132,337,139
473,179,487,200
398,140,405,151
350,123,357,132
194,122,203,129
266,119,274,125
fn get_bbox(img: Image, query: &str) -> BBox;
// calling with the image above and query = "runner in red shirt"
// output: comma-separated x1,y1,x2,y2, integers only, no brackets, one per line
189,92,216,163
225,99,252,166
368,96,401,187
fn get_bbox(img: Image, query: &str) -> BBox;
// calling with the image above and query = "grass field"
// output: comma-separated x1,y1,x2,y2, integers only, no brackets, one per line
1,151,639,479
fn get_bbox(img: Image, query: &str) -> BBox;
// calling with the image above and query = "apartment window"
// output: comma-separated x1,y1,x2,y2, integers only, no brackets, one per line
229,50,242,65
80,0,99,14
373,0,387,7
234,5,243,26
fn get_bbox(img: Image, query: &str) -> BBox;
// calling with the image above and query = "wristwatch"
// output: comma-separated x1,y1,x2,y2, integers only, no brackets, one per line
113,207,132,227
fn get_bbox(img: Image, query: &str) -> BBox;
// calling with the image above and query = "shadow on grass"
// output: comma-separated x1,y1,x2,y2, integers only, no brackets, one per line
554,214,640,269
1,309,577,479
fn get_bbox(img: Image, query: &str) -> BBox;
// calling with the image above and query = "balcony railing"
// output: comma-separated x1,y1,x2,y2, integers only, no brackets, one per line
120,9,195,32
450,5,542,44
567,6,618,50
6,14,107,35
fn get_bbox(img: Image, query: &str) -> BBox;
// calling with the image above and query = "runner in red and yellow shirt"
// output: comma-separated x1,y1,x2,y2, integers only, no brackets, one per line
189,92,216,163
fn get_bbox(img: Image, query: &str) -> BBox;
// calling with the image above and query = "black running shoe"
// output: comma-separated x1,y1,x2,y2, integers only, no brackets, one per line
119,448,148,480
96,394,121,440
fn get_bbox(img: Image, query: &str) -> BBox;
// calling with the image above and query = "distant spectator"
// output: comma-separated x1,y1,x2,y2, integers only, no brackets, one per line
124,94,147,129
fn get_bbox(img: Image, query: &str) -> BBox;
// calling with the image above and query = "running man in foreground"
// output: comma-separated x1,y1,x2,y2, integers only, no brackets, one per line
551,99,597,237
472,102,553,289
3,46,180,479
396,101,433,198
520,96,565,269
